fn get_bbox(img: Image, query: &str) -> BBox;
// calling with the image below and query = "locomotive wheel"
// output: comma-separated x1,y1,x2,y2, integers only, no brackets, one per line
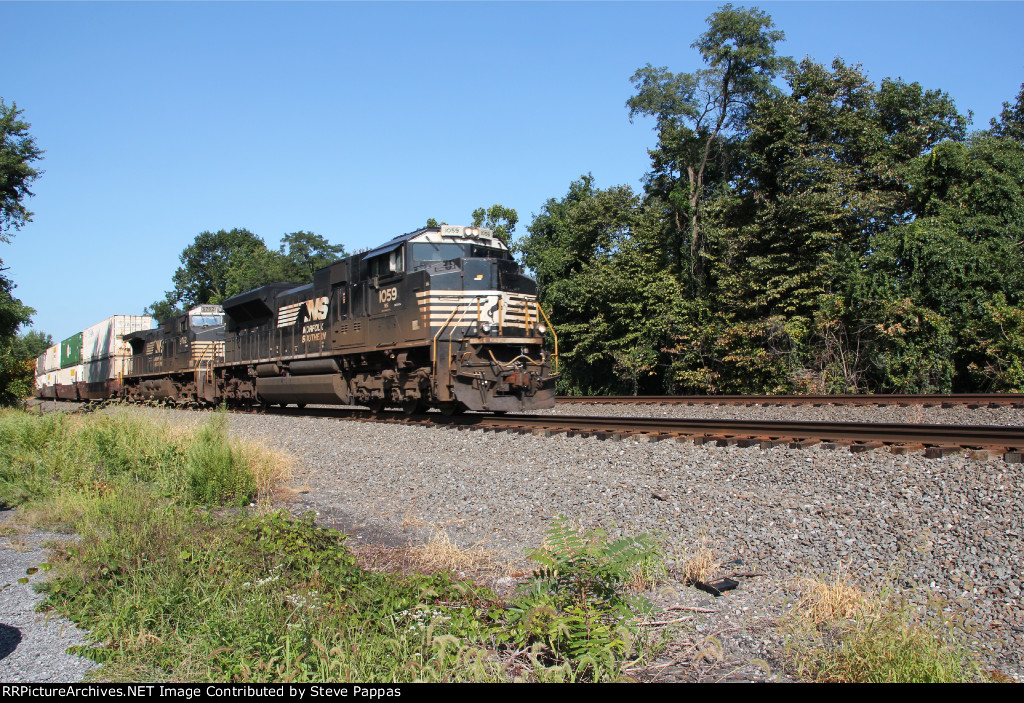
439,402,466,417
368,398,386,414
402,398,426,415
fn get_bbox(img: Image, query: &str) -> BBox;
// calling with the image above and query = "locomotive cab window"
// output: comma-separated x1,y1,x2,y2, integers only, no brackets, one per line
369,248,404,278
410,242,465,268
470,245,511,260
190,313,223,328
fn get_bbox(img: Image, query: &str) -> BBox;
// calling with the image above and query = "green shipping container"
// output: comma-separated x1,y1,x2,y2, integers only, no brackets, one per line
60,332,83,368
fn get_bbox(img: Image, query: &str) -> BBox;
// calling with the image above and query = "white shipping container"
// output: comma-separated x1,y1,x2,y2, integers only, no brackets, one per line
36,371,56,392
81,315,156,363
56,365,82,386
37,344,61,374
82,356,131,383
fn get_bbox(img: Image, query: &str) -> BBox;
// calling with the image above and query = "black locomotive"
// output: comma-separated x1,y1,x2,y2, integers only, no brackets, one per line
111,225,559,413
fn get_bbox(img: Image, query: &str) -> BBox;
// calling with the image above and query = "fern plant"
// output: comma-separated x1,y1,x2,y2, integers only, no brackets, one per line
524,515,659,613
504,516,662,679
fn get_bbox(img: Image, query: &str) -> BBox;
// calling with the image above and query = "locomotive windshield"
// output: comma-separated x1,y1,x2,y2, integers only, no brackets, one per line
190,313,223,327
410,242,511,269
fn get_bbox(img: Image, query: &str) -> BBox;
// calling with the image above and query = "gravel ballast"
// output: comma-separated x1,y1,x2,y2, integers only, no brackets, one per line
4,401,1023,681
0,519,98,683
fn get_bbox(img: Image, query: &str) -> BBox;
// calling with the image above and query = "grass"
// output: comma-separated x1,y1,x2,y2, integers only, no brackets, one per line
0,408,666,682
676,541,718,586
785,570,987,683
5,407,1003,683
0,408,284,511
408,529,510,577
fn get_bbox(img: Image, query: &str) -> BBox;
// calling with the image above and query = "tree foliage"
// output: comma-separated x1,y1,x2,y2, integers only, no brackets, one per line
148,229,346,320
0,97,42,405
517,5,1024,395
0,99,44,241
626,4,787,289
471,204,519,246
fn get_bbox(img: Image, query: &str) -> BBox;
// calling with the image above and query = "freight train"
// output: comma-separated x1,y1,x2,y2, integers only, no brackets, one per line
36,225,559,414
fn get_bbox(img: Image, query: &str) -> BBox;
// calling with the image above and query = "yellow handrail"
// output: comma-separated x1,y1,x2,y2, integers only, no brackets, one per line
432,303,465,379
535,301,559,372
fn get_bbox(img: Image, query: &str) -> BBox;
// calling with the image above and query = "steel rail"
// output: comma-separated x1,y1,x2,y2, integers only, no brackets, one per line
248,405,1024,452
429,413,1024,455
63,399,1023,458
556,393,1024,407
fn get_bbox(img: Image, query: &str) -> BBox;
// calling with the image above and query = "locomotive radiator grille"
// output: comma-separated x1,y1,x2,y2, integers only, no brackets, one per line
417,290,537,334
191,341,225,365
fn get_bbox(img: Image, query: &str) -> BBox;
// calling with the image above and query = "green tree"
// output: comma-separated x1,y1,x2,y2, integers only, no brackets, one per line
471,204,518,245
148,228,271,317
0,98,42,404
276,231,346,281
0,99,44,241
626,4,787,288
148,229,348,320
990,83,1024,142
865,125,1024,391
694,59,968,392
0,272,36,405
12,329,52,360
519,176,678,394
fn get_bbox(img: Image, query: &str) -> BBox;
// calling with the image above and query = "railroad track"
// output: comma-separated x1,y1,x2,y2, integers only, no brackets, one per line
262,406,1024,462
47,399,1024,462
556,393,1024,407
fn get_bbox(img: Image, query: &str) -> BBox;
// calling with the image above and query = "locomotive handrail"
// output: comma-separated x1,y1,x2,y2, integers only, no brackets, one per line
432,302,466,381
487,349,541,368
535,301,558,372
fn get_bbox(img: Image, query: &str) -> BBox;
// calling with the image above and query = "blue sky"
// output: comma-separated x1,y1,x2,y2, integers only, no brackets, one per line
3,1,1023,340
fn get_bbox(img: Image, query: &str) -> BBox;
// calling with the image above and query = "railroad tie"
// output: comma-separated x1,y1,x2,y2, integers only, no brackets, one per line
924,446,961,458
849,442,884,453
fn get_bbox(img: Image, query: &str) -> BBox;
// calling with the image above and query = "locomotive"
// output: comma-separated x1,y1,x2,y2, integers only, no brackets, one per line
38,225,559,414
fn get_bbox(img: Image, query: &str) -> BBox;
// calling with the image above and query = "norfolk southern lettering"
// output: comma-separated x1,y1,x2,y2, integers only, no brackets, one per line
301,321,327,343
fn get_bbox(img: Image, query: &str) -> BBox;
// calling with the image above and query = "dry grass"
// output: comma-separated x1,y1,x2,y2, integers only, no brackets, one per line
784,570,983,682
409,529,510,576
353,526,517,589
0,522,30,539
237,442,294,503
400,510,432,529
629,553,668,591
677,544,718,585
793,572,871,626
0,534,31,552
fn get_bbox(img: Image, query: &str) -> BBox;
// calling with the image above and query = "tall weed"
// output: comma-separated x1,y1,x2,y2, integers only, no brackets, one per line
785,572,985,683
0,409,281,510
184,414,255,505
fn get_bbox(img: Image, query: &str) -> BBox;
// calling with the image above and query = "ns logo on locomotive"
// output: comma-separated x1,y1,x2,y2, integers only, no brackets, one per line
35,226,559,414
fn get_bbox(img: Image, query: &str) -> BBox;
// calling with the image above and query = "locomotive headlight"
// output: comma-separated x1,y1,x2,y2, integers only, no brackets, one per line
481,321,493,334
537,323,547,334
